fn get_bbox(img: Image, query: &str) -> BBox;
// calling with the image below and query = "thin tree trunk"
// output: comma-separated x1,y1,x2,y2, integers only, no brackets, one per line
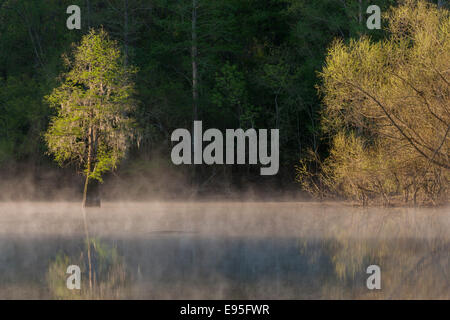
86,0,91,29
191,0,199,187
308,104,317,152
82,173,90,207
82,126,92,208
124,0,129,66
274,91,280,129
83,127,101,207
191,0,199,122
82,127,93,291
358,0,363,25
82,126,95,294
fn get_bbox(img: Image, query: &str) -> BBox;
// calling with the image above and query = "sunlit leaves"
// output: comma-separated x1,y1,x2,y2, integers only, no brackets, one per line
45,29,137,180
315,0,449,205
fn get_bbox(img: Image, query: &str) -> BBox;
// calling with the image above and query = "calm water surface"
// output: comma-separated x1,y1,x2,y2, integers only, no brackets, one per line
0,202,448,299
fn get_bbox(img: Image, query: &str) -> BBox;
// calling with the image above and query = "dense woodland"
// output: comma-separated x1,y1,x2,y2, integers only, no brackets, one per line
0,0,448,204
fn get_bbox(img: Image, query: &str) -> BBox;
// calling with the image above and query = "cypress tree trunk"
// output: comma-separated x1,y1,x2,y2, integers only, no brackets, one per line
82,127,101,208
81,128,97,293
83,176,101,207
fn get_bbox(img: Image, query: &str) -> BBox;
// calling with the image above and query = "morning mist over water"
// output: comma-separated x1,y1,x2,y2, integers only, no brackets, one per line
0,201,448,299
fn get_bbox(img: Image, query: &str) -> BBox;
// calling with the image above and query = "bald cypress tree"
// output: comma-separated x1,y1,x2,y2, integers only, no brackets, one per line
45,29,137,207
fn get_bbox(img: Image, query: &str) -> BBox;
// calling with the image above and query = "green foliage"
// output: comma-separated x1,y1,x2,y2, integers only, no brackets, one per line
45,29,137,181
0,76,47,163
302,0,450,205
211,63,259,128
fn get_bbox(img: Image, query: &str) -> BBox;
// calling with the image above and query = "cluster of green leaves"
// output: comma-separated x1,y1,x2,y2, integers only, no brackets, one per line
45,29,137,181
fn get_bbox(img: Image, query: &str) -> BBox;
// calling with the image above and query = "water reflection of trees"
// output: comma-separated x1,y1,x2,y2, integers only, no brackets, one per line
299,208,449,299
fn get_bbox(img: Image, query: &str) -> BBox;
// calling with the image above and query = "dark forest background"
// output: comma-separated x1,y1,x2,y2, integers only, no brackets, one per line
0,0,446,200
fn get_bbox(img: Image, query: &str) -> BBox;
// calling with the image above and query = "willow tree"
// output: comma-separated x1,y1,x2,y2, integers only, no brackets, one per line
45,29,137,207
299,0,449,205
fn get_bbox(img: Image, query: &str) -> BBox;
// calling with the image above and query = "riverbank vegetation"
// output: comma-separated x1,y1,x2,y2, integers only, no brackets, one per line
0,0,447,206
297,0,449,206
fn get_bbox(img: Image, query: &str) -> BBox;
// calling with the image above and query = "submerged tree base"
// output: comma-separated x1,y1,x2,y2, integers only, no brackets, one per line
83,179,101,208
84,199,101,208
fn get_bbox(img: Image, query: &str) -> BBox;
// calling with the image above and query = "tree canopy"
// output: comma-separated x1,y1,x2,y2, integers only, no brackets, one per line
45,29,136,204
299,0,449,205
